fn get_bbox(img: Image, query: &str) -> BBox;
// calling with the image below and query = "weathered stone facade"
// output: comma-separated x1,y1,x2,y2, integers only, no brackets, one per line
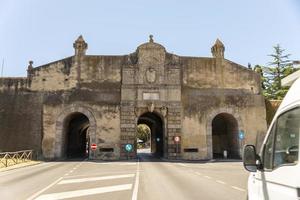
0,35,267,160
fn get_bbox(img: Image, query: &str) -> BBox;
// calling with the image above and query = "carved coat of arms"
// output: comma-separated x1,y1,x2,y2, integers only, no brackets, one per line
145,68,156,83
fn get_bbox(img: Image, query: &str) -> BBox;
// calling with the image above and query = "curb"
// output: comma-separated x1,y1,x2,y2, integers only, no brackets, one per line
0,161,43,172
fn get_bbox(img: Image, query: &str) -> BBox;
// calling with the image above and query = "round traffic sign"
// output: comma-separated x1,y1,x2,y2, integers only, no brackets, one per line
125,144,133,152
238,131,245,140
91,143,97,150
174,136,180,143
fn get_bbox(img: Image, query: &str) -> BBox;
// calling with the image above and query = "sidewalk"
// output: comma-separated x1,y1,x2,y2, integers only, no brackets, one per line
0,160,42,172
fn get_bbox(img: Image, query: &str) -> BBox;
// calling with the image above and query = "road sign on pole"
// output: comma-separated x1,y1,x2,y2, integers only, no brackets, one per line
173,136,181,159
174,136,181,143
125,144,133,152
125,143,133,160
238,130,245,140
91,143,97,151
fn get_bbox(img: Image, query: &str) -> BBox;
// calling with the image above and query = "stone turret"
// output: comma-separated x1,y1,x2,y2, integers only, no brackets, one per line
211,38,225,59
27,60,34,78
73,35,88,56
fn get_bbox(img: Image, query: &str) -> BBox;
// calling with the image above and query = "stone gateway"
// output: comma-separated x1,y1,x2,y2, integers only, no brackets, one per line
0,36,267,160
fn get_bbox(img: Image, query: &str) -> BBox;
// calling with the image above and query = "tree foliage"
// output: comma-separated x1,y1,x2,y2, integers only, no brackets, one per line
257,44,296,100
136,124,151,142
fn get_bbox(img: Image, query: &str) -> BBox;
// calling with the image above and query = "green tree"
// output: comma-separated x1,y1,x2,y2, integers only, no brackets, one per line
263,44,295,100
136,124,151,142
253,64,266,90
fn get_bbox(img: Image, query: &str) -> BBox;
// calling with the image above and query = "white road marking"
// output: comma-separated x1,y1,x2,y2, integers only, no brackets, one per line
93,162,114,165
231,186,246,192
177,163,187,167
121,163,137,166
26,177,64,200
26,161,84,200
195,172,202,176
216,180,226,185
34,184,132,200
204,176,212,179
58,174,135,184
131,159,140,200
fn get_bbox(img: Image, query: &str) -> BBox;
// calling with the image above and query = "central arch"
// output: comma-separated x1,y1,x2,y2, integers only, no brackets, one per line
137,112,164,157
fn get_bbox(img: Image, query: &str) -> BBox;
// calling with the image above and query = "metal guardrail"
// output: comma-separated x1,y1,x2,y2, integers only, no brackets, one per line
0,150,33,168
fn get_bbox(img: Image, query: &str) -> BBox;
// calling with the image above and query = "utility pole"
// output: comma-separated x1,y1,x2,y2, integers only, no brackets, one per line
1,59,4,77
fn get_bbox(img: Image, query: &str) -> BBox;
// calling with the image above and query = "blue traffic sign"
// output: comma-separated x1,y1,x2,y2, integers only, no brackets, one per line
125,144,133,152
239,130,245,140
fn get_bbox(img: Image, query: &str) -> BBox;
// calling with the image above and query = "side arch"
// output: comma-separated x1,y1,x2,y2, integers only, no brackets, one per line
54,105,97,159
206,108,244,159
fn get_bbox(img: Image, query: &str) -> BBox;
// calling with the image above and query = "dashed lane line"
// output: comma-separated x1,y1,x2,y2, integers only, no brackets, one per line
231,186,246,192
58,174,135,184
173,163,246,194
34,184,133,200
216,180,226,185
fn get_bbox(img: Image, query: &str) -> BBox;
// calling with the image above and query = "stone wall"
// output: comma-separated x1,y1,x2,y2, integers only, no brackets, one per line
181,87,266,159
0,91,43,156
0,36,267,161
29,57,76,91
80,56,122,84
41,84,121,160
0,77,30,91
182,57,261,93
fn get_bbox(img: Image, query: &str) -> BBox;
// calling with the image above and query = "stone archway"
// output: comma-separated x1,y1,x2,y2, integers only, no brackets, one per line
137,111,164,157
54,105,97,159
206,108,243,159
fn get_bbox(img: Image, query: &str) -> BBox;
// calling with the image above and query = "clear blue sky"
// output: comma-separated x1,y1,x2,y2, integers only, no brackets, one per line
1,0,300,77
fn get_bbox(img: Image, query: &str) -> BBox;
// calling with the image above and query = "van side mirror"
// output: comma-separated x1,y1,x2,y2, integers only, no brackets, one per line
243,145,261,172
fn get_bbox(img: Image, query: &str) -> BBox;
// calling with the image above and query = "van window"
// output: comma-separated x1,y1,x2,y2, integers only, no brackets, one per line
273,107,299,168
263,125,276,170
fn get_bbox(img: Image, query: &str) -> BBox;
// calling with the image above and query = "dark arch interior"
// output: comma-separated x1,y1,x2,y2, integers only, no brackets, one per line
212,113,239,159
64,112,90,158
138,112,164,157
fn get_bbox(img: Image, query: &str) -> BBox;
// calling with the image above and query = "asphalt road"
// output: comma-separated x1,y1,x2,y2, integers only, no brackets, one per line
0,153,249,200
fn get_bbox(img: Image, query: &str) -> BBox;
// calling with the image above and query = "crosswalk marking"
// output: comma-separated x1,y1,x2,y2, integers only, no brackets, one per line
34,184,133,200
58,174,135,184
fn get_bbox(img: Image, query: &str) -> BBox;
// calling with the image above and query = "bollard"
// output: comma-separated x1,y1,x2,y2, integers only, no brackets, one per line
223,150,228,159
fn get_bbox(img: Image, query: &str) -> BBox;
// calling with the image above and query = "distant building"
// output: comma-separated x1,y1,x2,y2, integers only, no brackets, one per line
0,36,267,160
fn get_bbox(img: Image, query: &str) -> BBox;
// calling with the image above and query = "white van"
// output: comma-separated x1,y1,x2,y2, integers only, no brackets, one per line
243,77,300,200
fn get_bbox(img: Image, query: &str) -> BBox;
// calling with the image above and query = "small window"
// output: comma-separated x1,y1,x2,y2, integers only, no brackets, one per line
99,148,114,152
184,148,198,153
